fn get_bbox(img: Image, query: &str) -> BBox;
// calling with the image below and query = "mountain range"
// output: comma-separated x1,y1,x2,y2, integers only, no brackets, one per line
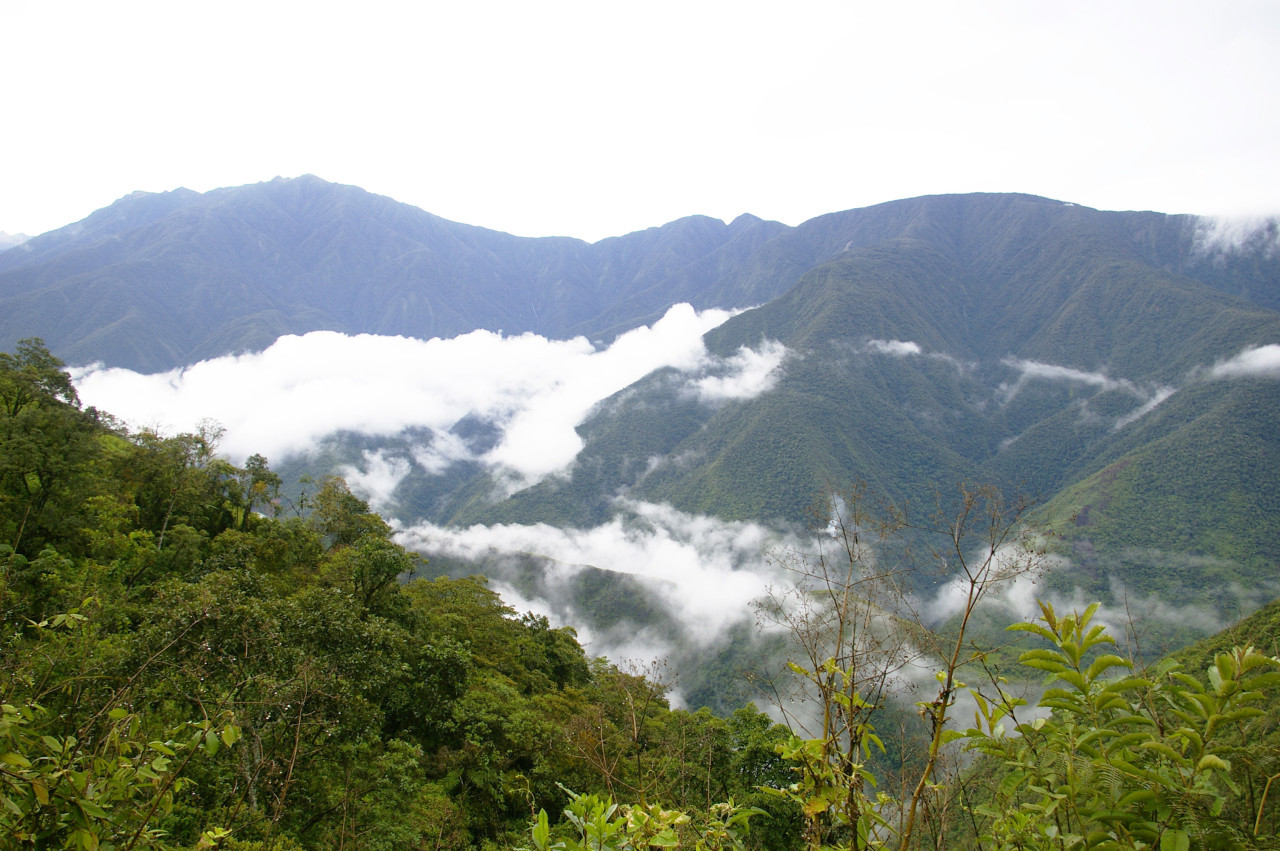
0,175,791,372
5,176,1279,686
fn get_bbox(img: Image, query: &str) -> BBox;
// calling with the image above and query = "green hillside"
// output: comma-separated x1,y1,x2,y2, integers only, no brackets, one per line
451,197,1280,541
6,338,1280,850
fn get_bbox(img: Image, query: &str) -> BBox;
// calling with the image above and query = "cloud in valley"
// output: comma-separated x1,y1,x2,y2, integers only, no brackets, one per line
860,339,971,372
396,498,801,664
72,305,787,489
401,498,791,645
1112,387,1177,429
340,451,413,515
1000,358,1133,396
923,541,1058,626
688,339,788,402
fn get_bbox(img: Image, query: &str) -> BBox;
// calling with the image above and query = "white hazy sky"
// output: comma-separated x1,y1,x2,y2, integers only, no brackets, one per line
2,0,1277,241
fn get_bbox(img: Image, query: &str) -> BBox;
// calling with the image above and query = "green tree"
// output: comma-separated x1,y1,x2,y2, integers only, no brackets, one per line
0,339,101,557
961,601,1280,850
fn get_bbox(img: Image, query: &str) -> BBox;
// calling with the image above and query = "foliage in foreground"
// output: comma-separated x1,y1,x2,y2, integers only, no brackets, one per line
0,340,797,849
514,598,1280,850
960,602,1280,850
4,338,1280,850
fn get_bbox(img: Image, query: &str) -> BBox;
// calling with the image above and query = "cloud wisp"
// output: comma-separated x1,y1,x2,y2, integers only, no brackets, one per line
999,357,1177,430
72,304,787,490
865,339,922,357
1000,358,1134,397
688,339,788,403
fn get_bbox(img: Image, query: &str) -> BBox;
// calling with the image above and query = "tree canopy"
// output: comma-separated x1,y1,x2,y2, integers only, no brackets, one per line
1,339,1277,850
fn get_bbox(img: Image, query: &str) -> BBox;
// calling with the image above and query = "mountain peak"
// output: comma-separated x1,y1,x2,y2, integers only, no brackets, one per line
0,232,31,252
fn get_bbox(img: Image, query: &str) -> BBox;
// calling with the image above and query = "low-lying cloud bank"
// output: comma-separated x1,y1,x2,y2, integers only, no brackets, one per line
395,499,804,694
398,499,797,647
71,304,788,488
68,321,1280,694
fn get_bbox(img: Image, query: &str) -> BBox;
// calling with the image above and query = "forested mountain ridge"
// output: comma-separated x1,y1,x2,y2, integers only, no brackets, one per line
359,192,1280,666
0,176,787,372
5,178,1276,374
421,196,1280,571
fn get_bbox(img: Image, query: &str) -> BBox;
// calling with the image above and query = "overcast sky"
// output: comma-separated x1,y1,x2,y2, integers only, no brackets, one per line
3,0,1277,241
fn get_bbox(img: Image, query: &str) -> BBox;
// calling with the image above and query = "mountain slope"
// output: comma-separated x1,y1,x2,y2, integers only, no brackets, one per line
442,196,1280,538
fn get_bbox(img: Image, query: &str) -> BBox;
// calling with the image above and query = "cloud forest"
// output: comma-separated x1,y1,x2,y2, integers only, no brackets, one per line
2,177,1279,849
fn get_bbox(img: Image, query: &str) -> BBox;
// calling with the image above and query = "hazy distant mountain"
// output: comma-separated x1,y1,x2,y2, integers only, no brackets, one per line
0,232,30,251
0,176,787,372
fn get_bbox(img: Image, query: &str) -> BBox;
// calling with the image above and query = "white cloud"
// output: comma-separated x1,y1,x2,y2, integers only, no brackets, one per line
866,339,922,357
1192,215,1280,257
71,304,736,486
1112,387,1176,429
1000,358,1131,396
859,339,973,373
998,357,1175,429
339,450,412,514
924,544,1058,626
411,432,475,476
688,339,788,402
1208,344,1280,379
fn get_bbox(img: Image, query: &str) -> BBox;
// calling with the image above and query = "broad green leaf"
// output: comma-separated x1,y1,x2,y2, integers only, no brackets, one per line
1086,654,1132,680
1008,621,1058,642
1242,671,1280,689
532,809,551,849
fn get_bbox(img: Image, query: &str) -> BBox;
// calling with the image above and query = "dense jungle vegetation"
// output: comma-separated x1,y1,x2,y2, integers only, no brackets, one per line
0,340,800,849
3,338,1280,850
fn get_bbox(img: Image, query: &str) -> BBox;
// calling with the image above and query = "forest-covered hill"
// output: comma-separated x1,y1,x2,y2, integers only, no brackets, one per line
3,341,1278,850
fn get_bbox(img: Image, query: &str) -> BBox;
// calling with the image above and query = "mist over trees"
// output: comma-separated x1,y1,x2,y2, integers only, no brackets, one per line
3,340,1279,850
